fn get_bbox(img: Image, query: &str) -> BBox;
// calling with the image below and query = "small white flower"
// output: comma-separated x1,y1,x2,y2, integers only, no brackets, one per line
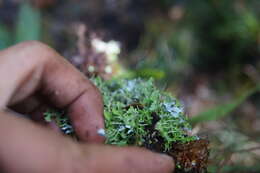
91,39,107,53
106,41,121,57
88,65,95,72
105,66,113,74
91,39,121,63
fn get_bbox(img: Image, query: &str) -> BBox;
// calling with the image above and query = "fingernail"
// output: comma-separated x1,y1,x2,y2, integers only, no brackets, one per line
97,128,106,137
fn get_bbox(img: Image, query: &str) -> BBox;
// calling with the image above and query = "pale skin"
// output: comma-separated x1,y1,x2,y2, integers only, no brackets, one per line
0,41,174,173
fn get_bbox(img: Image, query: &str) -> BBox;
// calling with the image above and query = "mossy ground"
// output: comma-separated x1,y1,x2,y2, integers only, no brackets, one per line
44,78,209,173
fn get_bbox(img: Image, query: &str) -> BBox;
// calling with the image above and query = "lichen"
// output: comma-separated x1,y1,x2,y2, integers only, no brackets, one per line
45,78,196,150
95,78,197,150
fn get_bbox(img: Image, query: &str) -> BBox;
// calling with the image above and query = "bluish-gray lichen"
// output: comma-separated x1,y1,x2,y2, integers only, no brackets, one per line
92,78,196,151
45,78,197,151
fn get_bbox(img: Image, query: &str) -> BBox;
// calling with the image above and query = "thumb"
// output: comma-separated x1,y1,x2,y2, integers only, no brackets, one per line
79,144,175,173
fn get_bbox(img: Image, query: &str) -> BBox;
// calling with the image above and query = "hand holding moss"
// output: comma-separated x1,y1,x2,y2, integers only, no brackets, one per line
46,77,209,173
0,41,174,173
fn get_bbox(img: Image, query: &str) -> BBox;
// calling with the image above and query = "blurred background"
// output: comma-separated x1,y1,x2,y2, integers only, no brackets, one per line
0,0,259,172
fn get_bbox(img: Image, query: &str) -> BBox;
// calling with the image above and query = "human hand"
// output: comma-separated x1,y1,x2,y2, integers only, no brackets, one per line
0,41,174,173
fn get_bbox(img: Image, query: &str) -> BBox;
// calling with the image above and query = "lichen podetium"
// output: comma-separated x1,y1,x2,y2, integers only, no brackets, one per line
44,78,209,173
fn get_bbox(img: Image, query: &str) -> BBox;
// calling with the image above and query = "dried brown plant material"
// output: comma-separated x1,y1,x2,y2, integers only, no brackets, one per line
169,139,209,173
70,23,111,79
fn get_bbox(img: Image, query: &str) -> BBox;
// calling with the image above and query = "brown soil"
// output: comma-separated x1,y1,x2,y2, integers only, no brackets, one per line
142,111,209,173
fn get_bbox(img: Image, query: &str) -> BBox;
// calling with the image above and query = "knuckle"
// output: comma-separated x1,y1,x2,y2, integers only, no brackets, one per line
19,40,46,50
18,41,56,63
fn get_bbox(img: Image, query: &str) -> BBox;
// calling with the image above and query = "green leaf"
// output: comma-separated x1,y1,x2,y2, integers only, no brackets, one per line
136,68,165,79
15,1,41,43
104,111,112,121
0,23,12,49
43,112,52,122
190,85,260,125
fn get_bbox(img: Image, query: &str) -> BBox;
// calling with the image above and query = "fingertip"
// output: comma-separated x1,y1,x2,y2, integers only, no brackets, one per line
131,147,175,173
78,145,174,173
118,147,175,173
154,153,175,173
78,129,106,143
70,113,105,143
68,89,105,143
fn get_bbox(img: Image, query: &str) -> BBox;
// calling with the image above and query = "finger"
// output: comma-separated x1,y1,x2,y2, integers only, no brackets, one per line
47,121,63,133
10,92,103,141
10,95,42,115
79,145,175,173
67,88,104,143
0,109,79,173
10,95,62,134
0,41,104,143
0,109,174,173
10,94,52,122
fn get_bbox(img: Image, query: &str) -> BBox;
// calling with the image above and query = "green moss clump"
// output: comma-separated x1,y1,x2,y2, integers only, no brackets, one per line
45,78,196,151
93,78,196,151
